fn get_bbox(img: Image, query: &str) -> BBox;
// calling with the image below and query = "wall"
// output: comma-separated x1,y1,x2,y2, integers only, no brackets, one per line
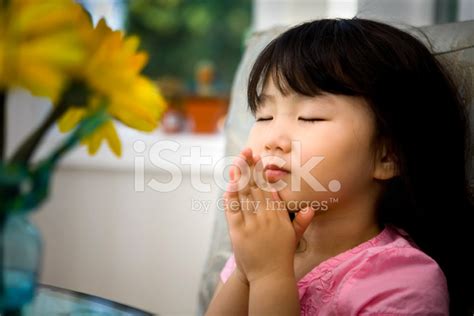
357,0,435,26
253,0,358,31
254,0,474,31
32,167,220,315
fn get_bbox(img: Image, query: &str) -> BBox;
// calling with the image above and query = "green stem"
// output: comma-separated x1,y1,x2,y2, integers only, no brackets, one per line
9,100,70,164
1,90,5,161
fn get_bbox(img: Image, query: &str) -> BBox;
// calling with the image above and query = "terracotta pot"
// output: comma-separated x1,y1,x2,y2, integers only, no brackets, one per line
184,96,229,134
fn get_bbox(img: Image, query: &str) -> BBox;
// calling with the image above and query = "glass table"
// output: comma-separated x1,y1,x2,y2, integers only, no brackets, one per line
13,284,154,315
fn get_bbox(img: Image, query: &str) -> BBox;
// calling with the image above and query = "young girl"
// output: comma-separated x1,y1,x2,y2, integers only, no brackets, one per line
206,18,474,315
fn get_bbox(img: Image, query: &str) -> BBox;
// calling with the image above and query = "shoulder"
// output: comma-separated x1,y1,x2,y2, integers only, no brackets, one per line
335,242,449,315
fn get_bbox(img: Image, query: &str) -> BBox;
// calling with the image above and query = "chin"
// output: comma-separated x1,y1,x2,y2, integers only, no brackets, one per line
275,186,336,213
272,189,308,212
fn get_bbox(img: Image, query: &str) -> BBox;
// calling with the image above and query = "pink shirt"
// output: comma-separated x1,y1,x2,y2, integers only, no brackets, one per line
220,224,449,315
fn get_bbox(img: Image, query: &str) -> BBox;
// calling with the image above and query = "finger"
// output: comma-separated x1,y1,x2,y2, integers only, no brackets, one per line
232,156,249,192
249,186,266,215
224,181,244,227
229,164,235,181
237,193,258,230
262,188,279,213
238,147,253,169
252,153,268,191
231,147,252,183
248,153,260,191
231,156,243,182
240,147,253,164
233,149,254,196
293,207,315,244
238,184,256,215
266,188,290,221
241,147,255,184
230,148,258,223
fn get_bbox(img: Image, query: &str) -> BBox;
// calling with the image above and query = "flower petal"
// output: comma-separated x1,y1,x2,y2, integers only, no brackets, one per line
58,107,87,132
103,122,122,157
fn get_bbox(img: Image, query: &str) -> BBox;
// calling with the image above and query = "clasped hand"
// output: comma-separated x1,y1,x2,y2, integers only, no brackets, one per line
223,148,315,285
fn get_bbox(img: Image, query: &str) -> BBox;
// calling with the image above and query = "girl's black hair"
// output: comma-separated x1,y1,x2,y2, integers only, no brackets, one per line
248,18,474,315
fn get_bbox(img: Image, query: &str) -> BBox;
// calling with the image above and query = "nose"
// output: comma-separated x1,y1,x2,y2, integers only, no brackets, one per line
264,129,292,154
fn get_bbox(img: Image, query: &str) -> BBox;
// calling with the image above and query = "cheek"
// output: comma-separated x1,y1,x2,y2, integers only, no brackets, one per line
245,125,262,152
282,127,375,204
322,137,372,174
271,143,338,208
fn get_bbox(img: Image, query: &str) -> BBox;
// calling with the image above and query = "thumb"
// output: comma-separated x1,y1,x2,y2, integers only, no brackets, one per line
292,207,315,244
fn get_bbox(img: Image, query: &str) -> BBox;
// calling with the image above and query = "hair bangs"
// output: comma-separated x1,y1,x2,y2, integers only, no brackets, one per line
247,20,367,116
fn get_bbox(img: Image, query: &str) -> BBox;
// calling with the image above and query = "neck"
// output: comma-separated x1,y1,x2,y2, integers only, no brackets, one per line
298,195,383,264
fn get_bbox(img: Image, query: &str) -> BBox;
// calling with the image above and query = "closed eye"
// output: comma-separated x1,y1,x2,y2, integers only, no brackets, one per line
298,117,325,123
256,117,272,122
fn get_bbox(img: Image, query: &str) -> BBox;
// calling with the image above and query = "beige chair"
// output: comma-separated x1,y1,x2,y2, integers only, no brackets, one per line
196,19,474,315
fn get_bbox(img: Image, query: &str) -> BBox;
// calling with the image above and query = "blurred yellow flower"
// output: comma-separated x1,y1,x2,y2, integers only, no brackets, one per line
58,97,122,156
0,0,90,101
58,19,167,156
1,4,168,302
83,120,121,156
1,1,167,161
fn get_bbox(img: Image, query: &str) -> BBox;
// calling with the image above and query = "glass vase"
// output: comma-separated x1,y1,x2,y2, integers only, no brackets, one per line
0,213,42,312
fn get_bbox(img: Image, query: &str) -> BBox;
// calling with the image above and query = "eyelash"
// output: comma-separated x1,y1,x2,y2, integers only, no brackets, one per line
298,117,324,123
256,117,325,123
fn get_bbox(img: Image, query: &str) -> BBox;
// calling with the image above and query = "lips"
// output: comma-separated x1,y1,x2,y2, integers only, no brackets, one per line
264,164,290,182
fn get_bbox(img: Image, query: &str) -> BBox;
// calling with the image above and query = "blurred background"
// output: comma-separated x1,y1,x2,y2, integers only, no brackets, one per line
4,0,471,315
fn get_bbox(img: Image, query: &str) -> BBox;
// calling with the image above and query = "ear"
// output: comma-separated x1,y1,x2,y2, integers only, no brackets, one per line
373,142,399,180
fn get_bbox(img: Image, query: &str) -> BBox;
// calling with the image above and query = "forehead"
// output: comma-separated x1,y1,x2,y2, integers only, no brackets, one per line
258,75,327,107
